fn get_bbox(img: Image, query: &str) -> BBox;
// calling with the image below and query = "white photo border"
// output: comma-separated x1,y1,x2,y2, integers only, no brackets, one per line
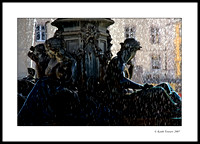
3,2,198,142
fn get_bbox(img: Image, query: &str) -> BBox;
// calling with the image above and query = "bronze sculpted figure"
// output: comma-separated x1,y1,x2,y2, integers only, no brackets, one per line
44,37,77,84
18,36,80,126
106,38,144,94
105,38,181,119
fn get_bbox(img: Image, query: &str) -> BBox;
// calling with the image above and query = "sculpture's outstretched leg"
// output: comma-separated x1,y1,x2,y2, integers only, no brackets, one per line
124,86,181,119
156,82,182,106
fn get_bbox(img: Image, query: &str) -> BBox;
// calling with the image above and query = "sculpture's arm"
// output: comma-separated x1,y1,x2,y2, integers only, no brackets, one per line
120,63,144,90
64,53,77,81
127,62,134,79
45,58,58,76
120,76,144,90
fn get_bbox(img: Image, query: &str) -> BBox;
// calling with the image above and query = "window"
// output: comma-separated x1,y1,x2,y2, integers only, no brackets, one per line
35,24,46,42
150,27,160,44
125,26,136,39
153,74,160,82
146,74,152,80
152,55,161,69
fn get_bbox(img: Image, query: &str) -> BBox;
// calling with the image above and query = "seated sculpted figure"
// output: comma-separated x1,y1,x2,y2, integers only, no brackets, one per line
105,38,181,118
44,37,77,85
18,37,80,126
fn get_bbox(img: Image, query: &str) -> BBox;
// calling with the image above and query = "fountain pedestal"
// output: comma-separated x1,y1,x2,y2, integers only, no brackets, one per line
51,18,114,90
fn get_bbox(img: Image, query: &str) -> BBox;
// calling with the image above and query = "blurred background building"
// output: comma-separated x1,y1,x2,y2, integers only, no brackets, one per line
108,18,182,96
17,18,57,79
17,18,182,95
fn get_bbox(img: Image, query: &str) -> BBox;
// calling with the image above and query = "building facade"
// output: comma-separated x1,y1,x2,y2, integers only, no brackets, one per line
108,18,182,94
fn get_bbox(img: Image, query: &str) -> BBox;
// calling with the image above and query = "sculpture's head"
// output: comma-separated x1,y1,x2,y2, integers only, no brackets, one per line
118,38,142,63
28,44,47,63
45,37,65,61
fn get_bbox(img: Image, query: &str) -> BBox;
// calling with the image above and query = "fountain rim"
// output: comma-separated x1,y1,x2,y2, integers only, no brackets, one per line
51,18,114,27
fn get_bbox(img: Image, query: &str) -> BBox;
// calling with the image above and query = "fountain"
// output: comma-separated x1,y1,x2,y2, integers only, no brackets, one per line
17,18,181,126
